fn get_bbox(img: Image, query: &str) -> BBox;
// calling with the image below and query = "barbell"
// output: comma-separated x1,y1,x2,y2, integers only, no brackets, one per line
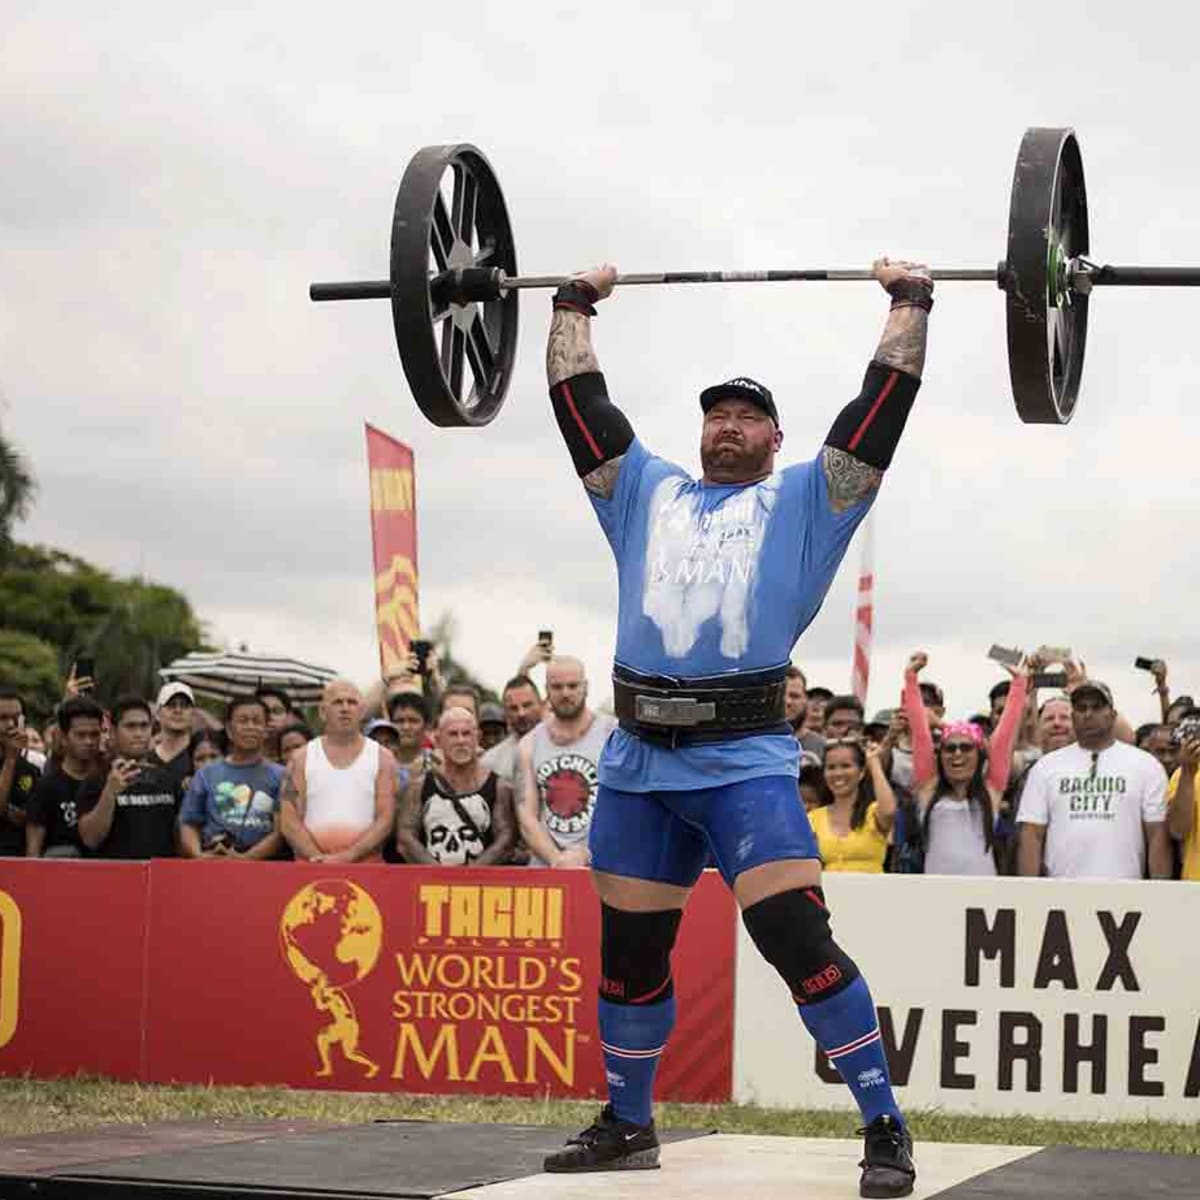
310,128,1200,428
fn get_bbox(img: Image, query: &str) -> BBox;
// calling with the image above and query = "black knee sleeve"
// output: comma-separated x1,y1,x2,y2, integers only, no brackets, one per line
742,887,860,1005
599,903,682,1005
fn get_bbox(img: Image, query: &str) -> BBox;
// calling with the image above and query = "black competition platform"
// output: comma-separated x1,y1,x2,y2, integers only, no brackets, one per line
0,1118,1196,1199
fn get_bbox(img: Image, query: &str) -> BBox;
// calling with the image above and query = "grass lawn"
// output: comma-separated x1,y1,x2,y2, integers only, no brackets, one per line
1,1077,1196,1156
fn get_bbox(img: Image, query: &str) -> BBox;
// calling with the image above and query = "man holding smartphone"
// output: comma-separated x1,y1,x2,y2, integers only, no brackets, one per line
77,696,183,858
0,687,40,856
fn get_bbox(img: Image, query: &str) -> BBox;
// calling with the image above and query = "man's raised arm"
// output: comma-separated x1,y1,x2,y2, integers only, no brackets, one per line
546,264,635,501
821,258,931,513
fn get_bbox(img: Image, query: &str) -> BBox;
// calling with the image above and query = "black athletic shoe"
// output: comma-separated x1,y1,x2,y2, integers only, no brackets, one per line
858,1114,916,1198
543,1104,661,1172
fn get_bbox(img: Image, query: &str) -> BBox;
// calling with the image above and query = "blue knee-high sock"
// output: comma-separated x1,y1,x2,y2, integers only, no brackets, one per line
598,996,675,1125
797,975,902,1127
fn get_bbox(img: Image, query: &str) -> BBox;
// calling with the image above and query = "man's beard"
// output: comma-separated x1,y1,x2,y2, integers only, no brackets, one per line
551,698,586,721
513,715,540,736
700,438,772,481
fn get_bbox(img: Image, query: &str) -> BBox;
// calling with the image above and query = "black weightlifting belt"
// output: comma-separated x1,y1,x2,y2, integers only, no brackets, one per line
613,663,790,747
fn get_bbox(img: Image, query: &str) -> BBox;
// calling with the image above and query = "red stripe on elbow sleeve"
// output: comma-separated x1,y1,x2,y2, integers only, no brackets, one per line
847,370,899,452
561,380,604,461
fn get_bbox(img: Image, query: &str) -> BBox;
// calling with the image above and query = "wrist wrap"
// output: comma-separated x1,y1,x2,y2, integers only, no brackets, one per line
886,277,934,313
553,280,600,317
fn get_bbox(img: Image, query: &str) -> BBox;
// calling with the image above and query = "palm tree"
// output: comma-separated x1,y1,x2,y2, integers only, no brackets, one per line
0,428,35,554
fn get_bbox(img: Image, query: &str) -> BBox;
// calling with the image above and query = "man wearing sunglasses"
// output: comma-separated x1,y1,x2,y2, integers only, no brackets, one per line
541,259,930,1197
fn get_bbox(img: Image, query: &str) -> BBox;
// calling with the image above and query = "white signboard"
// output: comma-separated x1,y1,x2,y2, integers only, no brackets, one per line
733,875,1200,1121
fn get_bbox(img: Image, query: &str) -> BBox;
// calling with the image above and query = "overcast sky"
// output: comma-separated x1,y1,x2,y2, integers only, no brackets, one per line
3,2,1198,722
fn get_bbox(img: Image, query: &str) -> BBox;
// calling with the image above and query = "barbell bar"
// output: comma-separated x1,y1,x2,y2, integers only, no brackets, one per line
310,129,1200,428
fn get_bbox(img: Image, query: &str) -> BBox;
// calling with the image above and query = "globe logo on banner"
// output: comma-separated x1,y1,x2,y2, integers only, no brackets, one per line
279,881,383,1079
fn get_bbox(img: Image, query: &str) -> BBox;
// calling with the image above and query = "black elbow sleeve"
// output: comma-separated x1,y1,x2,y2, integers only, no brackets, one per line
549,371,635,477
824,361,920,470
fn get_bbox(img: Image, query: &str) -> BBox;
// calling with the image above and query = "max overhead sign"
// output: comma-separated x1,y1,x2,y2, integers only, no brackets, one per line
735,876,1200,1121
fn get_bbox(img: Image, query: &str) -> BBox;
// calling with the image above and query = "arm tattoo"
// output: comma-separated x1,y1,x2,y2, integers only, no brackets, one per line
280,768,299,806
821,445,883,514
874,306,929,378
583,456,623,500
546,309,600,386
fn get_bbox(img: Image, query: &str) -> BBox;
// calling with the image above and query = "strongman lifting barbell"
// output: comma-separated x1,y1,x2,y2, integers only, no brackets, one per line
309,127,1200,428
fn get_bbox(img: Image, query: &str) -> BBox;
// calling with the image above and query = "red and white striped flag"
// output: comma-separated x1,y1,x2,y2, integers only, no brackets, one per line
851,513,875,705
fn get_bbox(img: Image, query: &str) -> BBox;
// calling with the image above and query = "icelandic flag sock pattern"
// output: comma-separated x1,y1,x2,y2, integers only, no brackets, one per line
597,995,675,1126
797,975,903,1127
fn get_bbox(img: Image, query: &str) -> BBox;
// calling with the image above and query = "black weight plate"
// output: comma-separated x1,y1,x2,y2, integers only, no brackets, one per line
390,145,518,427
1005,128,1090,424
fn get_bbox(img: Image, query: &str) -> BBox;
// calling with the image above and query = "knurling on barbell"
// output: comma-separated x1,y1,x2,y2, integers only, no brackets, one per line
310,129,1200,428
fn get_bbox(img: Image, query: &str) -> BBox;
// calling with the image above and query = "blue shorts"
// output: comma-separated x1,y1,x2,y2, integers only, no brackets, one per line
588,774,819,887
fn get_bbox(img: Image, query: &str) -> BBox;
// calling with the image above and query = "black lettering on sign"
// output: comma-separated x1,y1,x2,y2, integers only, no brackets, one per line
1095,911,1140,992
940,1010,976,1089
1185,1019,1200,1099
997,1012,1042,1092
964,908,1015,987
1063,1013,1108,1095
878,1007,923,1086
1033,909,1078,990
1128,1015,1166,1098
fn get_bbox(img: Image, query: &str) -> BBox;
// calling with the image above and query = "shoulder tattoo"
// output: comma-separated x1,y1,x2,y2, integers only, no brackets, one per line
821,445,883,514
583,455,623,500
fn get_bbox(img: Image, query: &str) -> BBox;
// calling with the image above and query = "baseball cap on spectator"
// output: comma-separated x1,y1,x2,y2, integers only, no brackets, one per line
865,709,894,736
699,376,780,424
478,702,507,729
1071,681,1114,707
364,718,399,739
156,682,195,708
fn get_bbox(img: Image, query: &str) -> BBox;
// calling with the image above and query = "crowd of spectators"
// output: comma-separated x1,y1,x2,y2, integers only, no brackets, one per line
1,643,1196,883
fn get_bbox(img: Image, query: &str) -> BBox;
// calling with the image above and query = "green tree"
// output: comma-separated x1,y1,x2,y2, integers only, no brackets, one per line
0,543,207,704
0,629,62,721
0,428,36,558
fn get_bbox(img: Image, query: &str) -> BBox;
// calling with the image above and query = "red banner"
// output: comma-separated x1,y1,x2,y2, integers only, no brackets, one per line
366,423,419,677
0,861,149,1080
0,863,735,1102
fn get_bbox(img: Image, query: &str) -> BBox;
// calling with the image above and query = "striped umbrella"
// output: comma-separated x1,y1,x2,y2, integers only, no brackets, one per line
158,651,339,705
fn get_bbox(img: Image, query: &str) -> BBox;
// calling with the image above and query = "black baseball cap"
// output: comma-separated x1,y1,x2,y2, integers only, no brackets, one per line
699,376,779,424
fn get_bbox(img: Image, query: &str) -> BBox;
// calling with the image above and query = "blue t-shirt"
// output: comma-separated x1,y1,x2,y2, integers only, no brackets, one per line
591,438,873,791
180,758,284,850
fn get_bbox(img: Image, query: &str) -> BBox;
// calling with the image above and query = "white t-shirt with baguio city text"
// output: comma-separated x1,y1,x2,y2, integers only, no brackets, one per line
1018,741,1167,879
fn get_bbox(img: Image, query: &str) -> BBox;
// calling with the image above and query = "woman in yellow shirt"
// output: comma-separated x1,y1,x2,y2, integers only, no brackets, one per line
808,739,897,873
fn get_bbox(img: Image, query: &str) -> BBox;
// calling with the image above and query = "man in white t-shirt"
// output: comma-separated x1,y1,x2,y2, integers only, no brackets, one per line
1017,681,1171,880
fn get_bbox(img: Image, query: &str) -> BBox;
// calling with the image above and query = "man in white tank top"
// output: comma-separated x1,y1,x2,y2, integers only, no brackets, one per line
280,679,397,863
517,656,616,868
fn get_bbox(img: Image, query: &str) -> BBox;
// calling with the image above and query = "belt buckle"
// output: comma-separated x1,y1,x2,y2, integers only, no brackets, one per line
634,694,717,727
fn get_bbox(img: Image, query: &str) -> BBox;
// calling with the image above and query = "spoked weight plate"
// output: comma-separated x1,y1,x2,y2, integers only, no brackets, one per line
390,144,519,427
1005,127,1090,424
